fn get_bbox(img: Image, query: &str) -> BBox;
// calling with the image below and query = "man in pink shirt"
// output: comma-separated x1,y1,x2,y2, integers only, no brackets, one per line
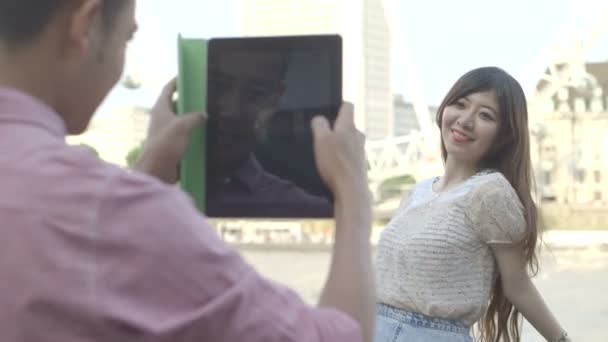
0,1,375,341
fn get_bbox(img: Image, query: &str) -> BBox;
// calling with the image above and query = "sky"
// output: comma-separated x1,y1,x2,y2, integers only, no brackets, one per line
96,0,608,117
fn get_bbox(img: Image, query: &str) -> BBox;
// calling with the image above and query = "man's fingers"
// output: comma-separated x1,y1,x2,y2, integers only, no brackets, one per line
334,102,355,129
311,115,331,140
153,77,178,110
162,77,178,98
175,112,206,136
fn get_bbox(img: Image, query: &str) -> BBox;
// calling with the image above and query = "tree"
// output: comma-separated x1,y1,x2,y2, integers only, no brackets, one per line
126,141,145,168
378,174,416,201
380,174,416,188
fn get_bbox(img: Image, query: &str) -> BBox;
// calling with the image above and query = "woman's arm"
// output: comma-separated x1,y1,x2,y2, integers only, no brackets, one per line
492,243,571,342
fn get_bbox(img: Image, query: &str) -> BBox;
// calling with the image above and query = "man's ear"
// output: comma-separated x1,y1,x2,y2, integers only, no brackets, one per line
64,0,103,57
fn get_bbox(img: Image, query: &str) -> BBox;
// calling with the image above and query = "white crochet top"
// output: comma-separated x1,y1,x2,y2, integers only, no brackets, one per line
375,171,527,326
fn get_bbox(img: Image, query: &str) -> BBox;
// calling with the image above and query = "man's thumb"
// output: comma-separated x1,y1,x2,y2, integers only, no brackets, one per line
311,115,331,141
175,112,206,136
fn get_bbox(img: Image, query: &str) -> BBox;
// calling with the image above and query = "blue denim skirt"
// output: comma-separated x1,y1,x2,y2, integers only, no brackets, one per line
375,304,472,342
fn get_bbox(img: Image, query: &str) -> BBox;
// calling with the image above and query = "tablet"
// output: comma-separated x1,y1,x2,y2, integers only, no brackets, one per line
178,34,342,219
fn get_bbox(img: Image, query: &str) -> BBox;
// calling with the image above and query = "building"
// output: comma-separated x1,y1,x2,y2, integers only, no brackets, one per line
393,94,438,137
242,0,394,140
66,106,149,167
533,61,608,205
393,94,419,136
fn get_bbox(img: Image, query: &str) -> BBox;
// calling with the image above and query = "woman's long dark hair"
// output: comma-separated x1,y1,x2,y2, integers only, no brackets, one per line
435,67,540,342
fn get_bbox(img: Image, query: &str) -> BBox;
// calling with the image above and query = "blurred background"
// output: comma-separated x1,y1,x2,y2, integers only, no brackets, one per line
67,1,608,340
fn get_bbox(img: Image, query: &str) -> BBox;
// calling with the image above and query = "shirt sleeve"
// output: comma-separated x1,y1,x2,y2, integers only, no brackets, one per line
466,174,528,244
94,172,362,342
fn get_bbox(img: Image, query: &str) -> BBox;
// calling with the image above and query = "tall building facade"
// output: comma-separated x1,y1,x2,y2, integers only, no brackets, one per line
393,94,438,137
533,61,608,205
242,0,394,140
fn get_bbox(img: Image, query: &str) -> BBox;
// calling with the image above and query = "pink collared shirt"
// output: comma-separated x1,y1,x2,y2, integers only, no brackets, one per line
0,87,361,341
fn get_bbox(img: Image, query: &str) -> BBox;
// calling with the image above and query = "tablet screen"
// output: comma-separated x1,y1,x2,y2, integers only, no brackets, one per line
206,35,342,218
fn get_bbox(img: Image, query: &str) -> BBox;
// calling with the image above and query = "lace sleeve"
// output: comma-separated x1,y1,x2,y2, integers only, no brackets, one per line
467,174,527,244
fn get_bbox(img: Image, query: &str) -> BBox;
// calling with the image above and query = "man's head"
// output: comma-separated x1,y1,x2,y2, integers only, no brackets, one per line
0,0,137,134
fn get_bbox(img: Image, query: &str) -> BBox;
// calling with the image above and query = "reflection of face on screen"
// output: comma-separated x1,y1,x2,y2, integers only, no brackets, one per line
205,37,341,219
207,49,286,178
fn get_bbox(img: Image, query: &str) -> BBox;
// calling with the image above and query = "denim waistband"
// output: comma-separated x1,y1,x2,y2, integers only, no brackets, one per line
377,304,470,334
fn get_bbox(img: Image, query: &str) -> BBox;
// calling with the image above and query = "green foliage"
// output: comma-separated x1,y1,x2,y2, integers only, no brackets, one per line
126,141,145,168
377,174,416,201
380,174,416,188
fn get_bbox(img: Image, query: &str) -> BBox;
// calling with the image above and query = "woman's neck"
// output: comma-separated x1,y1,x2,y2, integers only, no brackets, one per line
435,157,480,192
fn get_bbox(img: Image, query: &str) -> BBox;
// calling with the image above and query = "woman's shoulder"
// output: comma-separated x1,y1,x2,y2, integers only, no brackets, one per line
469,170,521,206
467,170,528,244
471,169,513,191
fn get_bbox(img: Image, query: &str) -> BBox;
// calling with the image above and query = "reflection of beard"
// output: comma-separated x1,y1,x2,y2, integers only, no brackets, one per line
207,116,254,178
253,108,276,143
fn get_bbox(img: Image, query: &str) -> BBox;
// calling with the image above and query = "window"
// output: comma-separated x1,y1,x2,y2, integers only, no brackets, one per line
543,171,552,184
591,98,604,112
594,191,602,201
595,170,602,184
576,169,586,183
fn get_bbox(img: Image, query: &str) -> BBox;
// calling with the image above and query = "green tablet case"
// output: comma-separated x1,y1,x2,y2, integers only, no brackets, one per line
177,36,207,213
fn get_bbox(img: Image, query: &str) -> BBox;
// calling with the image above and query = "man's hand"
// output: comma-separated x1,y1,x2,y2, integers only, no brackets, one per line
311,102,368,199
134,78,205,183
313,103,375,342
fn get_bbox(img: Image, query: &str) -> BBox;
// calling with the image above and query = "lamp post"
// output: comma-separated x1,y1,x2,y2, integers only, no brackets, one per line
568,76,596,205
531,123,548,206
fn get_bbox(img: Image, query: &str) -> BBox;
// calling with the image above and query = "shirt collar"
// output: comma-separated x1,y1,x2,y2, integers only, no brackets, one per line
230,155,266,192
0,87,67,137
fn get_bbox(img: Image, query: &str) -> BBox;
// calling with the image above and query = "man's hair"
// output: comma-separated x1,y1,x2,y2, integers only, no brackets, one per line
0,0,126,47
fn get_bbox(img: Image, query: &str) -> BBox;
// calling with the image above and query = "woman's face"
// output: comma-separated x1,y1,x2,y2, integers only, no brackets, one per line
441,90,501,166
